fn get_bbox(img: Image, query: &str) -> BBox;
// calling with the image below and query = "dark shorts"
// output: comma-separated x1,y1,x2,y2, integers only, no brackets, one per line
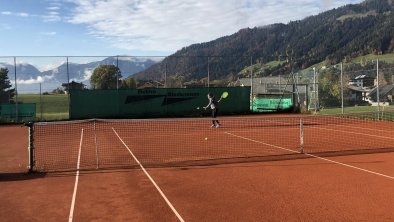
211,108,218,118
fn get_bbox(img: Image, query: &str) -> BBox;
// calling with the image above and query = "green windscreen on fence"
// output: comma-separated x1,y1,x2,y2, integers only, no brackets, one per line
0,103,36,121
70,87,250,119
251,98,293,112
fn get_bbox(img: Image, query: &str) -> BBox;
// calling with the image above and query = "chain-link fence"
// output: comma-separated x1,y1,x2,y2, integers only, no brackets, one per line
1,55,394,122
307,58,394,114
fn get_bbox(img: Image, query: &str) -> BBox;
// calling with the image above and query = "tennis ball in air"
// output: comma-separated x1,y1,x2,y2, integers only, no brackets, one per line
205,137,208,140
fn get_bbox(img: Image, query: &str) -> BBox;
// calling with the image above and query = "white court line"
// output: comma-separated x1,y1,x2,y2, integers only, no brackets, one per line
309,125,394,140
225,131,394,180
310,124,387,133
224,132,300,154
69,128,84,222
112,128,185,222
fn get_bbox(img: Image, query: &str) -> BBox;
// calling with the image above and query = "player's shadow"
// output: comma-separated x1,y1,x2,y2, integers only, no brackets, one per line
0,172,46,182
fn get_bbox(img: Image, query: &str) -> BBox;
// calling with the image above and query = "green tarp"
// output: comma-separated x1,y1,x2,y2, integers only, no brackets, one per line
0,103,36,121
251,98,293,112
70,87,251,119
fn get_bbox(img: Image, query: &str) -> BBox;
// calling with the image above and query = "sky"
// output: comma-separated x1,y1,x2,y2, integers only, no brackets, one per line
0,0,364,57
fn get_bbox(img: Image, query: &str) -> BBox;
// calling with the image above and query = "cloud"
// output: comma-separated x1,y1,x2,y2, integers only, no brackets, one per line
42,0,63,22
1,11,29,17
47,6,60,10
39,31,57,36
16,75,54,84
17,12,29,17
42,14,61,22
67,0,363,53
82,69,93,81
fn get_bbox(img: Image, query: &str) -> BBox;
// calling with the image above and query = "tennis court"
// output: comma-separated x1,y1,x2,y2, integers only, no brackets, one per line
1,112,394,221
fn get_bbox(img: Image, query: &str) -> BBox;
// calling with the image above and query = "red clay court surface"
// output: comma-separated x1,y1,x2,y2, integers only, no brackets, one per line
1,115,394,222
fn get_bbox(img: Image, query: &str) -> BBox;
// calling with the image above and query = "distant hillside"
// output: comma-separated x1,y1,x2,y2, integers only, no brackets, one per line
0,57,159,84
0,62,41,80
134,0,394,81
40,57,159,83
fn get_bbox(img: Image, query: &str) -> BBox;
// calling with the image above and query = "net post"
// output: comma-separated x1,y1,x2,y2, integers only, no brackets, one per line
94,119,100,169
299,118,304,153
25,122,35,173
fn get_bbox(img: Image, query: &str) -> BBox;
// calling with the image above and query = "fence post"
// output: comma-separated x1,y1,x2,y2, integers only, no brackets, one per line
250,56,254,111
376,58,380,120
14,57,18,122
279,74,281,94
66,56,70,120
66,56,70,89
341,62,344,114
313,67,317,112
207,56,210,88
116,56,119,90
164,61,167,88
39,83,43,120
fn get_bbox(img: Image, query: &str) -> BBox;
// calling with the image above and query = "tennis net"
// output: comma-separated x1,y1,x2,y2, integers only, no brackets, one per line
27,111,394,172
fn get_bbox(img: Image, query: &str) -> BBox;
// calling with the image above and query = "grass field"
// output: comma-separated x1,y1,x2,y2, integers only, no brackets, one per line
17,94,69,121
352,53,394,64
319,105,394,115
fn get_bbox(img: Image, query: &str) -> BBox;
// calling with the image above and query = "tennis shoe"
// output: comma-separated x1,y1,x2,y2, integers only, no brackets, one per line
215,124,220,128
211,124,216,128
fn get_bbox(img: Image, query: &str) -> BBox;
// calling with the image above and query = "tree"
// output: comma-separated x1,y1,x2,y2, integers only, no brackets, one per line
51,87,64,94
318,69,342,107
210,79,227,87
121,77,136,89
166,74,185,88
90,65,122,89
0,68,15,103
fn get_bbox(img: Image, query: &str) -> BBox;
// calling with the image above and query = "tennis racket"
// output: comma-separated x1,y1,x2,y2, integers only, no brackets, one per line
220,91,229,99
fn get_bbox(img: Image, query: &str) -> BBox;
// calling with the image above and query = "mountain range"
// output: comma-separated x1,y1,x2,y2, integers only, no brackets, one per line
0,57,160,87
133,0,394,81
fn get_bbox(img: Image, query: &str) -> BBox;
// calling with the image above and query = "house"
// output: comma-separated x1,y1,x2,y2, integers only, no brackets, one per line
136,80,165,89
183,80,206,88
347,75,376,105
348,85,370,101
62,81,86,93
368,85,394,103
348,75,374,88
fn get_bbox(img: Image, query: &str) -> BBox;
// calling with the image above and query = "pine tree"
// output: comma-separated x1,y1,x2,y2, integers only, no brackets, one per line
0,68,15,103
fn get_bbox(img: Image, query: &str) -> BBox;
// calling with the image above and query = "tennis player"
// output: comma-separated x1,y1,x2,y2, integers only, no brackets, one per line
204,93,221,128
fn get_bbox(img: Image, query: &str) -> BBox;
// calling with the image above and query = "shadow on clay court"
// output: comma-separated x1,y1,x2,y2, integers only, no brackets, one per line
0,172,47,182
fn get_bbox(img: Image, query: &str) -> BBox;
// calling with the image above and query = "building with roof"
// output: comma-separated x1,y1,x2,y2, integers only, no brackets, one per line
347,74,376,105
348,75,375,88
368,85,394,103
62,81,86,94
348,85,370,101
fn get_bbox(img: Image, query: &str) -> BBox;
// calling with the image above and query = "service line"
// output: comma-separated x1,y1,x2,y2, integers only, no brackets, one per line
225,131,394,180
